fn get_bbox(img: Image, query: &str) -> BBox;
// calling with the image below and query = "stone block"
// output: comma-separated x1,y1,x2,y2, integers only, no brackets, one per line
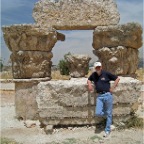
40,117,103,126
36,77,142,127
38,107,94,118
11,51,52,79
93,46,139,75
15,78,50,120
2,24,65,52
37,79,96,108
93,23,143,49
65,54,91,78
44,125,54,134
33,0,120,30
112,77,142,104
113,105,131,116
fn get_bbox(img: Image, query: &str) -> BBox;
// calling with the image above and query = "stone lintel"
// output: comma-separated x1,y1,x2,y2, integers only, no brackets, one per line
33,0,120,30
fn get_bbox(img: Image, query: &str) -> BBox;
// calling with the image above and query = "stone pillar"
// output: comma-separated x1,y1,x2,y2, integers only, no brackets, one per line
92,23,143,76
65,54,91,78
2,24,65,120
2,24,65,79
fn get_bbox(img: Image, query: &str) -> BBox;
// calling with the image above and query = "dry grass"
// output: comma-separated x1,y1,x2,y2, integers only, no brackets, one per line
125,116,144,129
51,70,70,80
135,68,144,82
0,68,143,81
51,70,93,80
0,71,13,79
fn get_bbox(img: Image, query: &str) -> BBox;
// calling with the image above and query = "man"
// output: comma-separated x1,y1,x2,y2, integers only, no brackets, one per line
87,62,120,137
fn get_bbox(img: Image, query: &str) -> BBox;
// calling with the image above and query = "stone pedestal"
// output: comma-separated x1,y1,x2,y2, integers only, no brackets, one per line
14,78,50,120
65,54,91,78
36,77,142,132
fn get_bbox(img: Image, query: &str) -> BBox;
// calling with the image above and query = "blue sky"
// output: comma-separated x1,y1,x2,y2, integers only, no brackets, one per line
1,0,143,65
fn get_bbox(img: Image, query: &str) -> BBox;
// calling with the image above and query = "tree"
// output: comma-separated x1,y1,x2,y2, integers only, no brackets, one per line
58,52,71,75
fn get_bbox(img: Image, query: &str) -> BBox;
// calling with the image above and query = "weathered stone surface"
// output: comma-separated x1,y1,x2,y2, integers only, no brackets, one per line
15,78,50,120
40,117,103,126
33,0,120,30
24,120,36,128
15,82,39,120
36,77,142,126
112,77,142,104
65,54,91,77
11,51,52,79
93,23,143,49
37,78,94,108
44,125,54,134
93,46,139,75
113,115,131,124
113,106,131,116
2,24,65,52
39,107,94,118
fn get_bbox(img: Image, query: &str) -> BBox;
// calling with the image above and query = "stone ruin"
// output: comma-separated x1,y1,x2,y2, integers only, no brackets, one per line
92,23,142,76
3,25,65,79
2,0,143,134
65,54,91,77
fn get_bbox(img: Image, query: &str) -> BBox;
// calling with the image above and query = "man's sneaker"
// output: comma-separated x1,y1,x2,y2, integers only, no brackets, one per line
103,131,110,138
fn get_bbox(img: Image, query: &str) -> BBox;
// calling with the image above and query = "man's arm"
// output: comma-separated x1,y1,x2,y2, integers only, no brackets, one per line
87,80,94,92
110,77,120,93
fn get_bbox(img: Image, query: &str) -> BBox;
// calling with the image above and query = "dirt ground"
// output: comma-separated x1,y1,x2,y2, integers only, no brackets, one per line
0,90,144,144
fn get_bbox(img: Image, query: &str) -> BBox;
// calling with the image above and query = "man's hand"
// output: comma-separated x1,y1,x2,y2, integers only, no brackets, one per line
110,77,120,93
87,80,94,92
109,87,114,93
88,85,93,92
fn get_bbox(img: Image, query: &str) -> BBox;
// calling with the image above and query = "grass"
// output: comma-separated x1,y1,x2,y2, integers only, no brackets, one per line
135,68,144,82
90,135,103,141
1,137,19,144
117,115,144,130
125,116,144,129
51,70,70,80
62,138,77,144
0,71,13,79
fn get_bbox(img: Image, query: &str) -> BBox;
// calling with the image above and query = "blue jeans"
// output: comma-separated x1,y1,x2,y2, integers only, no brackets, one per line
95,92,113,132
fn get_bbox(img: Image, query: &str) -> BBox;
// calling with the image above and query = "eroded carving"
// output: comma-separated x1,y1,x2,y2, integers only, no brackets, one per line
2,25,65,52
11,51,53,78
65,54,91,77
93,46,139,75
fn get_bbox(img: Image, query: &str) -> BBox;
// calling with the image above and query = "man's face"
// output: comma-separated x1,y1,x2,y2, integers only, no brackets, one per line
95,66,102,74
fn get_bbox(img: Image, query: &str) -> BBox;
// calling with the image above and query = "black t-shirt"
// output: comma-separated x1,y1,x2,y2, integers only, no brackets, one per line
88,70,118,92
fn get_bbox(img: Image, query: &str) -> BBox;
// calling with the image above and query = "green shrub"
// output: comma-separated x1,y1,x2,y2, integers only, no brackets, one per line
58,52,71,75
58,59,69,75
